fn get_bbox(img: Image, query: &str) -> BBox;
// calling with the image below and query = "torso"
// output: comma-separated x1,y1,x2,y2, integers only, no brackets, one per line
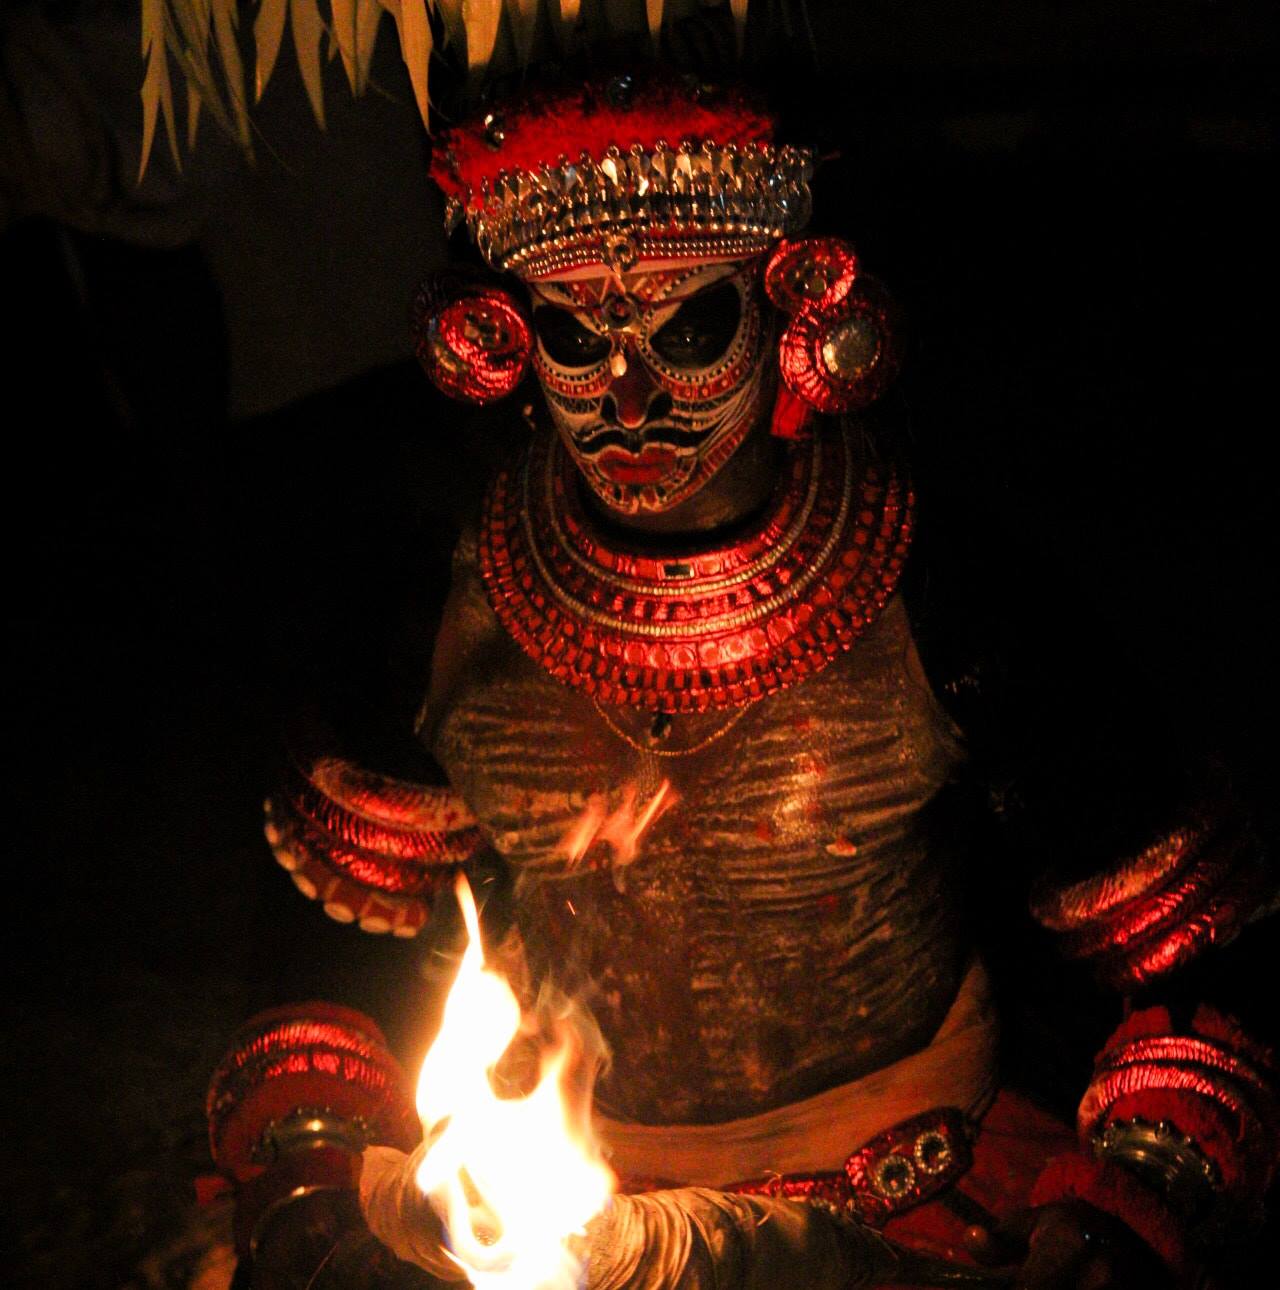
424,429,970,1125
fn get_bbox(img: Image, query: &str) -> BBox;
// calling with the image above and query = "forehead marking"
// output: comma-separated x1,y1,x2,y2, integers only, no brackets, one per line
532,262,746,313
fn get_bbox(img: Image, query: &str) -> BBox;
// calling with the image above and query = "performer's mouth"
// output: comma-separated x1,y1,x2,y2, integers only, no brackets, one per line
595,445,680,485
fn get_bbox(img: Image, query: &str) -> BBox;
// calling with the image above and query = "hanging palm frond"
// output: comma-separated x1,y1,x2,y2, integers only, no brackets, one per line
729,0,746,54
289,0,328,125
139,0,180,177
136,0,759,177
387,0,433,129
211,0,253,148
329,0,359,86
252,0,288,99
645,0,664,49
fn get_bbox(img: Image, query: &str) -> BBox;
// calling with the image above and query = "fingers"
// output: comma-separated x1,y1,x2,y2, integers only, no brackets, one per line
963,1207,1119,1290
1077,1254,1116,1290
963,1222,1022,1267
963,1209,1037,1266
1016,1209,1111,1289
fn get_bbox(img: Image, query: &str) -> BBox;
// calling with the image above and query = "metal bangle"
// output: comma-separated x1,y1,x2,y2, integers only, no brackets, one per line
1091,1117,1220,1220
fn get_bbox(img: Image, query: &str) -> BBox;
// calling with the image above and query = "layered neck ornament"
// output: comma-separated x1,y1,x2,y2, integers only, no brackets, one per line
478,423,914,713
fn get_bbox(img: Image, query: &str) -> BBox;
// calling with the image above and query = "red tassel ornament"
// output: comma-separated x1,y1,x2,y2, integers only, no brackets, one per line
778,277,901,416
411,274,531,404
768,383,815,440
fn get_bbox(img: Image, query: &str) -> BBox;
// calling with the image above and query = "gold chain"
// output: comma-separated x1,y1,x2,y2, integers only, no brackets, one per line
591,698,750,758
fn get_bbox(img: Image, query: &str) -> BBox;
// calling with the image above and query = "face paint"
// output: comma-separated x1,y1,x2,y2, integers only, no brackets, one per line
528,258,773,514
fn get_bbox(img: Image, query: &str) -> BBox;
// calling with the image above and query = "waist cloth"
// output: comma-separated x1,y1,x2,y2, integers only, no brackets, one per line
594,958,1000,1187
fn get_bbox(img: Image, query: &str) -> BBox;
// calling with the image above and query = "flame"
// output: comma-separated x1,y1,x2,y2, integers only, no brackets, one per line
562,779,677,869
415,875,615,1289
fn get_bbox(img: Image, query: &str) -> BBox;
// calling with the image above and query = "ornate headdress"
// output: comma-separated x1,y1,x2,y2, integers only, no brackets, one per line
427,79,813,277
139,0,899,423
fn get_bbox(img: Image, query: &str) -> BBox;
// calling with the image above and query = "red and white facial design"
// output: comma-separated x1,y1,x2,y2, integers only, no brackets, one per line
527,258,772,513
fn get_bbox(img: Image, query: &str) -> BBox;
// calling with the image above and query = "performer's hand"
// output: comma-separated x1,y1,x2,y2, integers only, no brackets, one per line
962,1201,1171,1289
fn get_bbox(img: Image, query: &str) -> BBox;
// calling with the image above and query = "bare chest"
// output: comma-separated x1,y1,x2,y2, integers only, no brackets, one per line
431,597,968,1121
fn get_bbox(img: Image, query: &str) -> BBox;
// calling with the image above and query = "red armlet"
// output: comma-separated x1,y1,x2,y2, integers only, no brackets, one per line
1030,814,1271,990
265,753,482,936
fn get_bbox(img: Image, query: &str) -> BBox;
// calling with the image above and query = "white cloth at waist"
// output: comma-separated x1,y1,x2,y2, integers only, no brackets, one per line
594,958,999,1186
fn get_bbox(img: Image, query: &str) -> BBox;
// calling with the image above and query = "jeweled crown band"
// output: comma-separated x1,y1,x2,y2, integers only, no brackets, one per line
446,139,815,275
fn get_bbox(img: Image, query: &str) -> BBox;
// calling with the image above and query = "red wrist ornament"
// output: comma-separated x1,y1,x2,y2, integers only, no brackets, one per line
1078,1006,1278,1209
1034,1007,1277,1277
265,754,481,936
1032,1004,1279,1277
205,1003,421,1256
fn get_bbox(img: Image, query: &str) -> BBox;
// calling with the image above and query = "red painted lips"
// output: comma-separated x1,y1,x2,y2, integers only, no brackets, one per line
595,446,679,485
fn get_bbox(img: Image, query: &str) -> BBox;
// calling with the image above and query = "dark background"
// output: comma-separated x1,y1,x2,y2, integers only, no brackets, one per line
3,2,1276,1286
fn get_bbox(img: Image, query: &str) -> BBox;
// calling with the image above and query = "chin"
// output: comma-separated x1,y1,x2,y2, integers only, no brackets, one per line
583,460,699,515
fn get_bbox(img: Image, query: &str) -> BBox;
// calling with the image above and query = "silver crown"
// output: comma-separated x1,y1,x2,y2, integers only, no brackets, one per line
446,139,815,276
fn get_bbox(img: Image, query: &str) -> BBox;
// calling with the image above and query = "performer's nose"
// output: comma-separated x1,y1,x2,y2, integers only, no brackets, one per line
601,350,671,429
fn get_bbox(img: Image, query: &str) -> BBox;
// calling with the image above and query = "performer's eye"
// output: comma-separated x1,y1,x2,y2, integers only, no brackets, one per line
650,283,741,368
533,306,610,367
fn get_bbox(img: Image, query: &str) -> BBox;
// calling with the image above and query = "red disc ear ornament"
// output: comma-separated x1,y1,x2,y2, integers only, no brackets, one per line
764,239,900,430
764,237,860,313
411,274,531,404
778,276,902,415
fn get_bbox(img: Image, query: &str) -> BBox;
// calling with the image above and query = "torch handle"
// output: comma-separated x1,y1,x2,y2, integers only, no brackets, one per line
884,1250,1016,1287
361,1153,1020,1290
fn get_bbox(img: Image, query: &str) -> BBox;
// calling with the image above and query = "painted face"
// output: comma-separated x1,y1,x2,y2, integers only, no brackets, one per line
527,258,773,513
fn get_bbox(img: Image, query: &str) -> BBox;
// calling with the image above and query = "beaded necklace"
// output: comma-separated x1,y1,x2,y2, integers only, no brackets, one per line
478,423,913,714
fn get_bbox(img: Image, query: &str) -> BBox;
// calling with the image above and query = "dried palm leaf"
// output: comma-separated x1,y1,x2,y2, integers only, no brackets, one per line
550,0,581,53
167,0,227,130
139,0,180,177
331,0,360,90
138,0,760,178
508,0,539,68
461,0,502,79
730,0,746,54
394,0,434,125
434,0,465,50
354,0,382,93
646,0,663,49
211,0,252,148
162,0,239,155
290,0,327,126
253,0,288,101
187,80,203,149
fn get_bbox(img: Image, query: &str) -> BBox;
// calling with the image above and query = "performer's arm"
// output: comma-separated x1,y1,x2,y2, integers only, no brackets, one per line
906,473,1277,1286
263,526,505,936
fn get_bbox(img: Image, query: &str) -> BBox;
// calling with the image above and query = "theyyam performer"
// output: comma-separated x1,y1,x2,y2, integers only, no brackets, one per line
143,3,1280,1288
